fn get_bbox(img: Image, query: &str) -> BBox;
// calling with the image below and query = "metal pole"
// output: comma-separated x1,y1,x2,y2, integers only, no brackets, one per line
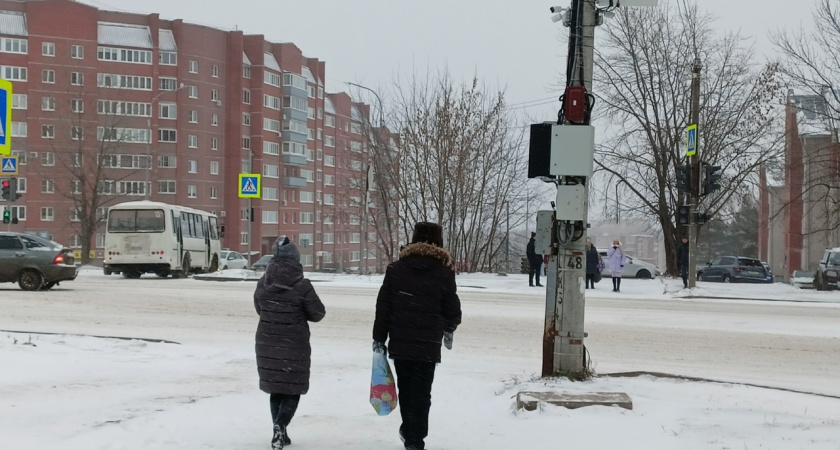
688,58,702,289
506,201,510,273
248,148,254,268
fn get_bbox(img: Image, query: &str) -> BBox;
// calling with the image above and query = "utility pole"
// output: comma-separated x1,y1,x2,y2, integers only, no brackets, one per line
532,0,658,378
687,58,702,288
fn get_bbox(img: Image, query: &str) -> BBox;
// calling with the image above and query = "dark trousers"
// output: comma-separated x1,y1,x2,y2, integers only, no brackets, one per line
612,276,622,291
394,360,437,450
269,393,300,430
529,263,543,286
679,264,688,287
585,273,596,288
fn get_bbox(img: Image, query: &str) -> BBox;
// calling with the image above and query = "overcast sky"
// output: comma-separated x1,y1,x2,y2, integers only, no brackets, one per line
77,0,816,118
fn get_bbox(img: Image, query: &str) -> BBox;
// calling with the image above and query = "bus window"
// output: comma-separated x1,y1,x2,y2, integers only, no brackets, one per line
181,212,192,237
136,210,165,232
208,217,219,240
193,214,204,239
108,209,165,232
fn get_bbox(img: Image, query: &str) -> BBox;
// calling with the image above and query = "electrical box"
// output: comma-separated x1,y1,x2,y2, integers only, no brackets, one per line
555,185,586,221
535,210,554,255
550,125,595,178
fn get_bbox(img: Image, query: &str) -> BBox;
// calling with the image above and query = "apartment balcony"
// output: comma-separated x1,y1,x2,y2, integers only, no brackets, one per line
282,153,307,166
282,176,307,188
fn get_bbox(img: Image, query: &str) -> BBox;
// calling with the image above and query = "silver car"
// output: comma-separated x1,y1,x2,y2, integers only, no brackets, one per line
219,250,249,270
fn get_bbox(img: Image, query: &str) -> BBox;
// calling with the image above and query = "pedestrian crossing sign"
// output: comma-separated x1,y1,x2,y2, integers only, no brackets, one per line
1,156,18,176
238,173,261,198
0,79,12,156
686,124,698,156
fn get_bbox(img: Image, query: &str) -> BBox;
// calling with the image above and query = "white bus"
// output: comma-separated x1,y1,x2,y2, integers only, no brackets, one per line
103,201,222,278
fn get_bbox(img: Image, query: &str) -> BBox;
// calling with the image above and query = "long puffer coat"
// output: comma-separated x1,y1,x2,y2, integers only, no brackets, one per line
254,258,326,394
373,242,462,363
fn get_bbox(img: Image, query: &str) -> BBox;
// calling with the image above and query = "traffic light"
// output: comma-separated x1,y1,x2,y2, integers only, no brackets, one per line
703,163,722,196
678,205,691,225
676,164,692,192
694,212,711,224
2,208,9,224
1,179,9,201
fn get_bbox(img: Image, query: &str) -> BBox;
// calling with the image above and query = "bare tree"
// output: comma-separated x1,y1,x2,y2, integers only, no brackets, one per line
592,1,784,275
387,70,529,272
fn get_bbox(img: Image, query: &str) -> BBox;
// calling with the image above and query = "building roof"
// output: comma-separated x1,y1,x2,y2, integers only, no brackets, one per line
158,29,176,51
324,97,336,114
264,52,280,72
243,51,251,66
302,65,316,84
351,105,364,122
791,93,834,136
98,22,153,48
0,10,27,36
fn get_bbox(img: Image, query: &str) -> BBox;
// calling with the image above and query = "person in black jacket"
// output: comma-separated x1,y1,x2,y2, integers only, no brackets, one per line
676,236,689,288
585,239,602,289
373,222,462,450
254,236,326,450
526,232,543,287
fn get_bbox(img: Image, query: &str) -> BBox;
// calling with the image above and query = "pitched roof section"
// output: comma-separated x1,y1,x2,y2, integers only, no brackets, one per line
264,52,281,72
324,97,336,114
98,22,153,49
243,51,251,66
351,105,364,122
0,11,27,36
158,29,176,51
302,66,316,84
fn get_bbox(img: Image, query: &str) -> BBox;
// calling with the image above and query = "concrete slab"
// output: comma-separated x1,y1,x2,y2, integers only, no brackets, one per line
516,391,633,411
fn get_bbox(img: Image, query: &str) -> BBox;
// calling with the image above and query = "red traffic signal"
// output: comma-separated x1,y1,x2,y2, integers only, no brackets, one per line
1,179,10,201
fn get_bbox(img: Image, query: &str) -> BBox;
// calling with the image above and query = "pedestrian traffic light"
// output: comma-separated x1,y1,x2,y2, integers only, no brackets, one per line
1,179,9,201
703,163,722,196
676,164,692,192
2,208,9,224
678,205,691,225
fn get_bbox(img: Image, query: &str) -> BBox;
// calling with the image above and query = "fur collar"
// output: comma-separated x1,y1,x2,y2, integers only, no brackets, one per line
399,242,454,267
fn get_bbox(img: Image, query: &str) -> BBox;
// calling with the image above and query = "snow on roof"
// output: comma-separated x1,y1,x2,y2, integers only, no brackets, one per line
324,97,336,114
264,52,281,72
158,29,176,51
243,52,251,66
792,94,834,136
0,10,27,36
351,105,364,122
98,22,153,49
302,66,316,84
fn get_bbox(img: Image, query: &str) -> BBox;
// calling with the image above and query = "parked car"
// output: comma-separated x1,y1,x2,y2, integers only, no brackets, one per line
814,247,840,291
219,250,249,270
762,262,774,283
251,254,272,272
598,251,661,279
696,256,767,283
0,232,78,291
790,270,815,289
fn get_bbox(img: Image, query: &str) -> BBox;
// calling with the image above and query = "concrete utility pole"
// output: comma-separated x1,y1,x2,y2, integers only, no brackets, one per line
688,58,702,288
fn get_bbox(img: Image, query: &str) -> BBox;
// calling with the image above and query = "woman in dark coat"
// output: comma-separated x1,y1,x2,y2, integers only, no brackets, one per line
373,222,462,450
254,236,326,450
585,239,601,289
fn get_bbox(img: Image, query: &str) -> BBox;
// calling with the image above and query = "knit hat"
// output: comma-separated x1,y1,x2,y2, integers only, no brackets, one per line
273,236,300,262
411,222,444,247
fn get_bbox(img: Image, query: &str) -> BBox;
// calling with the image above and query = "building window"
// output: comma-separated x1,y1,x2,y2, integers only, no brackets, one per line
188,135,198,148
188,85,198,98
158,154,177,168
188,110,198,123
263,164,279,178
187,184,197,198
242,137,251,150
1,66,27,81
41,125,54,139
300,212,314,224
211,138,218,150
71,99,84,113
325,115,335,127
42,42,55,57
71,126,83,140
243,88,251,104
98,47,152,64
210,185,218,199
71,44,84,59
243,113,251,126
211,64,219,77
41,97,55,111
11,93,27,109
307,85,315,98
41,207,54,222
188,160,197,173
42,179,55,193
1,38,28,54
324,155,335,167
160,77,178,91
240,232,249,245
158,180,176,194
211,113,218,126
11,122,26,137
71,72,84,86
159,51,177,65
243,65,251,79
41,152,55,166
42,69,55,84
211,89,219,102
159,129,177,142
210,161,219,175
189,60,198,73
159,103,177,119
264,141,280,155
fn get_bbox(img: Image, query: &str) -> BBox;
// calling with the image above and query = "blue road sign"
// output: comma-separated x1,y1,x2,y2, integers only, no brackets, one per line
0,79,12,156
1,156,18,176
686,124,698,156
238,173,261,198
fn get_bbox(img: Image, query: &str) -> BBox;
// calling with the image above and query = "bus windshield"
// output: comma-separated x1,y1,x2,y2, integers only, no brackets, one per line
107,209,166,233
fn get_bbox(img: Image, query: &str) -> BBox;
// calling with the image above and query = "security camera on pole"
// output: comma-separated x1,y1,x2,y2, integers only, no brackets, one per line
529,0,658,379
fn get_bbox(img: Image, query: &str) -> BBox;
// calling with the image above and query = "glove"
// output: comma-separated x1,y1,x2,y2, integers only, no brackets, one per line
372,340,386,354
443,331,453,350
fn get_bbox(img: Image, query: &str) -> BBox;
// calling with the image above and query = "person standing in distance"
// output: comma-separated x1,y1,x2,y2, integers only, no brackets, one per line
254,236,326,450
676,236,690,289
373,222,462,450
607,239,627,292
526,231,543,287
585,239,602,289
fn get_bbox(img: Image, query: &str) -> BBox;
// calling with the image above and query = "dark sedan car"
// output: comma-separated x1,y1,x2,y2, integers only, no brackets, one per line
251,254,272,272
696,256,767,283
0,232,78,290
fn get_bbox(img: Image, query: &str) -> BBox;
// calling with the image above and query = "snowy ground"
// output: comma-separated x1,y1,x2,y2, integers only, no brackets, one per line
1,269,839,449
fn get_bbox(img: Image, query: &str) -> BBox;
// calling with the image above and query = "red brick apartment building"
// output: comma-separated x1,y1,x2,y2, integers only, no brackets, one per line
759,90,840,281
0,0,393,272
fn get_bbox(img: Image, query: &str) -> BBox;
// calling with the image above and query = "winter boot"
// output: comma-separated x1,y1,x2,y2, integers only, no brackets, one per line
271,423,286,450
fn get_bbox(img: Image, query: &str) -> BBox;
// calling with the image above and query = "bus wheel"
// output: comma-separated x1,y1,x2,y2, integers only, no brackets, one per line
209,255,219,273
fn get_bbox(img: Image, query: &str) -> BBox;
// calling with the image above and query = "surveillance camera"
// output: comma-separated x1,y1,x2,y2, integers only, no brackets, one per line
551,12,564,22
550,6,565,13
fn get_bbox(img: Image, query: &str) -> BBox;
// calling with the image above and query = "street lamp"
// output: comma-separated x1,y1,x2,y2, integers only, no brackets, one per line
145,83,185,200
345,82,384,275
